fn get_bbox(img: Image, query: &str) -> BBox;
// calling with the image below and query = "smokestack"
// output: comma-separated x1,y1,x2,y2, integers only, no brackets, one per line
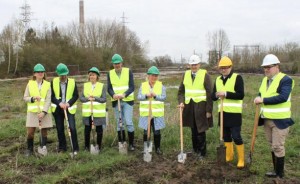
79,0,84,26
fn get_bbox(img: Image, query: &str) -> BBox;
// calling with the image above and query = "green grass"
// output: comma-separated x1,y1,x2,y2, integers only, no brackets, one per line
0,73,299,183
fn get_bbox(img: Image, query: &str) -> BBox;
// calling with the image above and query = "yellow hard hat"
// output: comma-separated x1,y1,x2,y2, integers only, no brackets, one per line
218,56,233,67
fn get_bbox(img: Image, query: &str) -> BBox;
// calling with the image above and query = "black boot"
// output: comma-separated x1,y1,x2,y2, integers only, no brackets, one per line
41,137,47,147
117,131,122,142
154,134,162,155
97,133,103,150
197,133,206,159
84,127,91,151
25,139,33,157
192,134,198,153
265,152,277,177
276,156,285,178
128,131,135,151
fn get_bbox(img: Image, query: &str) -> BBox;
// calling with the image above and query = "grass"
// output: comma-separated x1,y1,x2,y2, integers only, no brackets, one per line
0,73,299,183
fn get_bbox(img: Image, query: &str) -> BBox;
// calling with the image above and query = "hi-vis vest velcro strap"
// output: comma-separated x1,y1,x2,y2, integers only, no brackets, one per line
82,82,106,117
216,73,243,113
109,67,134,102
259,72,294,119
51,77,77,114
139,81,164,117
183,69,207,104
27,80,51,113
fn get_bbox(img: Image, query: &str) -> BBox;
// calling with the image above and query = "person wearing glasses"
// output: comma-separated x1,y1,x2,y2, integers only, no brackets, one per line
177,54,213,160
254,54,294,178
212,56,245,168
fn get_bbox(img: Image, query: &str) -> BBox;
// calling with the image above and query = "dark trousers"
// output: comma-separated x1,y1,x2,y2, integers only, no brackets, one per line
191,127,206,156
143,119,160,141
53,110,79,151
223,126,243,145
85,119,103,149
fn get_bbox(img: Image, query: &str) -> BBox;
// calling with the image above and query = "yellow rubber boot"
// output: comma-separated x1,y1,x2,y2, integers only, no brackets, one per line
236,144,245,168
224,142,234,162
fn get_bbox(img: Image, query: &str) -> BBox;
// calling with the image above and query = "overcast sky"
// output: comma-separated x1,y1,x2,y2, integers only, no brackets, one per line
1,0,300,61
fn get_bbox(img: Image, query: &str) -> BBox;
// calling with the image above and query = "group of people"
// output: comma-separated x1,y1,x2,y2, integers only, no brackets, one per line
23,53,294,179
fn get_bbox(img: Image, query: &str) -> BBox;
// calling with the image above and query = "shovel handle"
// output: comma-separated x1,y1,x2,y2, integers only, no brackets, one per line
220,98,224,142
147,97,152,140
250,105,260,153
117,99,123,129
179,106,184,152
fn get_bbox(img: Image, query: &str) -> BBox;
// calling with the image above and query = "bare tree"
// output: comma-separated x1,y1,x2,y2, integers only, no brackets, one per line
207,29,230,64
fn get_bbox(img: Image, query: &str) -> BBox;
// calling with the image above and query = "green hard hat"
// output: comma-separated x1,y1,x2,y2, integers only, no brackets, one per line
33,63,46,72
147,66,160,75
111,54,123,64
56,63,69,76
88,67,100,76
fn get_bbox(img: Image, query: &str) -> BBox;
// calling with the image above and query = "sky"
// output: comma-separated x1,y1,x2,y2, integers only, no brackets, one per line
1,0,300,62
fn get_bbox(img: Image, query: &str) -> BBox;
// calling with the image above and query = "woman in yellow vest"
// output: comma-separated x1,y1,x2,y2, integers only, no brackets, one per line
212,56,245,168
137,66,166,154
23,64,53,156
80,67,106,151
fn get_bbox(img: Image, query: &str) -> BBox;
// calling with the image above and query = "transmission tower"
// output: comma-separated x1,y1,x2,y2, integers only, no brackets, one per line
20,0,33,30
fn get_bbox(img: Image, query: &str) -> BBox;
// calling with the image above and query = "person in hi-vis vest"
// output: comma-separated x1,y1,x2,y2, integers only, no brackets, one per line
51,63,79,154
107,54,135,151
212,56,245,168
23,64,53,156
177,55,213,160
137,66,166,155
254,54,294,178
80,67,106,151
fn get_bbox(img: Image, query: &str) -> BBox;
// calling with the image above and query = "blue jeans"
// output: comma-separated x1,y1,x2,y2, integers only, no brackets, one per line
114,101,134,132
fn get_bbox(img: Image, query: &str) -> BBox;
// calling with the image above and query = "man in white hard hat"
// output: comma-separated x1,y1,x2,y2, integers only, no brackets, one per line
177,55,213,160
254,54,294,178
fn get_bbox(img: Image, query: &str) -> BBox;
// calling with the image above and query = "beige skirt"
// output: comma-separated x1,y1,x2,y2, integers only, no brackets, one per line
26,112,53,128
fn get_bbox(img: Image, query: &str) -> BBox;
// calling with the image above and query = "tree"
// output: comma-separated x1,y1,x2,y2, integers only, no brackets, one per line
207,29,230,65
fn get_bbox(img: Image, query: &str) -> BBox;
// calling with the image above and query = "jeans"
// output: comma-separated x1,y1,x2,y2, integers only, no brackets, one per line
114,101,134,132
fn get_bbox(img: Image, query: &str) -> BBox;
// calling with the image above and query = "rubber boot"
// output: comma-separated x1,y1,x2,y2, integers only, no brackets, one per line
236,144,245,168
276,156,284,178
224,142,234,162
25,139,33,157
97,133,103,150
41,137,47,147
265,152,277,177
117,131,122,142
128,131,135,151
154,134,162,155
84,128,91,151
197,133,206,159
122,130,126,142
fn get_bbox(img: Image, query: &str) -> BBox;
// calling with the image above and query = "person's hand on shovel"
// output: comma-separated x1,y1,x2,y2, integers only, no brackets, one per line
254,97,263,104
216,91,226,98
177,103,185,108
33,96,41,102
88,96,95,101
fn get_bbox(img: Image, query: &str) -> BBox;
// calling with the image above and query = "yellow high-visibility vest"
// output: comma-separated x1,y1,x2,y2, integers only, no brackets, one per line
51,77,77,114
183,69,207,104
27,80,51,113
109,67,134,101
259,72,294,119
82,82,106,117
216,73,243,113
139,81,164,117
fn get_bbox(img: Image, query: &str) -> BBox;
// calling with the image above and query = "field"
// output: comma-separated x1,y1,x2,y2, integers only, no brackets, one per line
0,72,299,184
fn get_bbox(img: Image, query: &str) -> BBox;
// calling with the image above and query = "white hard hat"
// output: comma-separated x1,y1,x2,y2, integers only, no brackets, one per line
189,55,201,65
261,54,280,66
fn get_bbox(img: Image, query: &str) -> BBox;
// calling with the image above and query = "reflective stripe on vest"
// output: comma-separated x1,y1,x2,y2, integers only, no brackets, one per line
51,77,77,114
82,82,106,117
259,72,294,119
183,69,207,104
109,67,134,101
139,81,164,117
216,73,243,113
27,80,51,113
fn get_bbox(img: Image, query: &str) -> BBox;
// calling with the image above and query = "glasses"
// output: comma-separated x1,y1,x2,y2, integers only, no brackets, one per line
263,65,277,69
219,66,231,70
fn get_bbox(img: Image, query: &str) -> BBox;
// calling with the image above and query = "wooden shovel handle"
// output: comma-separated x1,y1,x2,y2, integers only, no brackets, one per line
250,105,260,153
220,98,224,142
180,106,183,152
147,97,152,140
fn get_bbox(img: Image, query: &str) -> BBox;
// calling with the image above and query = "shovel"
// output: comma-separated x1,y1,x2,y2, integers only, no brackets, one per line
118,99,128,155
144,97,153,162
178,106,187,163
90,100,99,155
247,104,260,164
37,100,47,156
64,109,75,158
216,98,226,164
